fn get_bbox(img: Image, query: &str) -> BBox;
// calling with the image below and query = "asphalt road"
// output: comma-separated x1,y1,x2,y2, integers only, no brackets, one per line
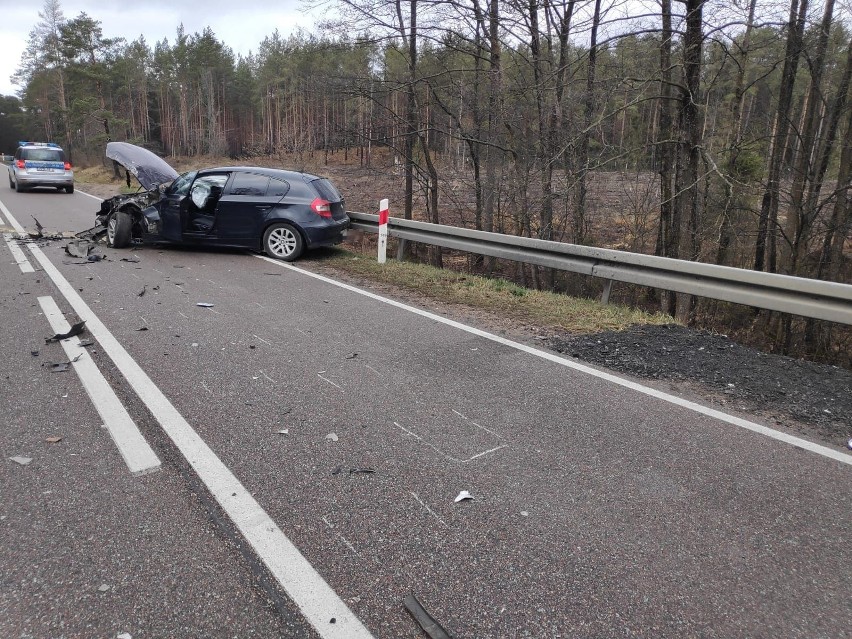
1,184,850,639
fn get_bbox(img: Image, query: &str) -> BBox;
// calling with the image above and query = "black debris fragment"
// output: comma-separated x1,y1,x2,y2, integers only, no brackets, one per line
31,350,39,357
331,465,344,475
345,353,358,360
264,273,282,276
121,256,140,263
404,593,453,639
138,285,147,297
87,254,104,262
152,285,159,291
46,321,86,343
30,216,44,238
46,354,81,373
136,327,148,331
349,468,375,475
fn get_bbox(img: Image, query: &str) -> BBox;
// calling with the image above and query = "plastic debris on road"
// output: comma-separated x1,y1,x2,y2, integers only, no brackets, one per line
277,429,289,435
350,468,376,475
46,320,86,343
117,633,133,639
120,256,140,263
45,437,63,443
98,584,110,593
847,438,852,450
326,433,339,442
65,239,95,258
196,302,214,308
345,353,358,359
10,456,33,466
454,490,473,503
404,593,453,639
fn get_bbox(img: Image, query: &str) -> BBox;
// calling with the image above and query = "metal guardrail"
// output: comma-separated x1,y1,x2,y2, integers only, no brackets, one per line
347,212,852,326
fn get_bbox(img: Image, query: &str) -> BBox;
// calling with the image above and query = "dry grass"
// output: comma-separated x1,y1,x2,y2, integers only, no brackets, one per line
317,248,675,334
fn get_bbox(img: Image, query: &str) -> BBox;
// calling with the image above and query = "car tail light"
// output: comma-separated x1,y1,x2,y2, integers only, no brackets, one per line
16,160,25,169
64,161,72,170
311,198,331,218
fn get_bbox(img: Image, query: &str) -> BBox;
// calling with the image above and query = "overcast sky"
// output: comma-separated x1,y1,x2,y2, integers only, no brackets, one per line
1,0,320,96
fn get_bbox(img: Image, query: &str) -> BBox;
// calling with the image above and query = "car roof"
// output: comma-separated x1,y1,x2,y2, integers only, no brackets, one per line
199,166,323,182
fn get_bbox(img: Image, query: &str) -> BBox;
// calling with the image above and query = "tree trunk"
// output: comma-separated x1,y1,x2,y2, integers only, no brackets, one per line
754,0,808,272
575,0,602,246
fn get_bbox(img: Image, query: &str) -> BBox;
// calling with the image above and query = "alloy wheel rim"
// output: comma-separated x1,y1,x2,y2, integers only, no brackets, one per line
107,215,117,243
269,228,296,257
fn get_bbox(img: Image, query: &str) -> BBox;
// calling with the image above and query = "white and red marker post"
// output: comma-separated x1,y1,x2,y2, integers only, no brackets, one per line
378,198,389,264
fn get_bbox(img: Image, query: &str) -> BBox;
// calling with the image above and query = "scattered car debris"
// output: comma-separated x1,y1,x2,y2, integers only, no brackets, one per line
403,593,453,639
349,468,375,475
345,353,358,360
152,285,159,291
120,256,140,263
136,327,148,331
30,216,45,238
117,633,133,639
46,321,86,343
276,429,288,435
196,302,214,307
520,511,529,517
454,491,473,503
46,354,82,372
847,438,852,450
65,239,95,258
138,285,147,297
45,436,63,443
78,339,94,347
9,456,33,466
332,465,344,475
326,433,339,442
97,584,110,593
31,350,39,357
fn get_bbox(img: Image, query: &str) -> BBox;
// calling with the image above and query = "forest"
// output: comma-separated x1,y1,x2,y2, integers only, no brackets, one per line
2,0,851,363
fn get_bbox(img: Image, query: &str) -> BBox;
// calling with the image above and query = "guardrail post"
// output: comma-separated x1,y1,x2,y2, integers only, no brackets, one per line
601,279,614,305
378,199,389,264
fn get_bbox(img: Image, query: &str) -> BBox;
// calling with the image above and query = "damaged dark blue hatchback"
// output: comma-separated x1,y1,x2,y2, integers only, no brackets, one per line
96,142,349,261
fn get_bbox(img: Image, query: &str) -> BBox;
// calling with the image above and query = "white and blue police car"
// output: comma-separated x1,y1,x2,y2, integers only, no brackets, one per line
8,141,74,193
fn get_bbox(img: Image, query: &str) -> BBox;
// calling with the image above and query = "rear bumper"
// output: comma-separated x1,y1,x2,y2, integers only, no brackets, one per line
15,170,74,188
303,217,350,248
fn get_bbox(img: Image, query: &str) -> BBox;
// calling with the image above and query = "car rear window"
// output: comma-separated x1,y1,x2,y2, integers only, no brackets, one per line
230,172,271,197
310,178,342,202
22,148,65,162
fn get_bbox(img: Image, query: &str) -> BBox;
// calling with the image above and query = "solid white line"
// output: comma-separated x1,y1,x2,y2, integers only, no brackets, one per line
256,255,852,468
38,296,161,475
3,232,34,273
0,208,374,639
76,189,103,201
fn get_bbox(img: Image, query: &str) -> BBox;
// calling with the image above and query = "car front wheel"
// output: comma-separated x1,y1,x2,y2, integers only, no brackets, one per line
263,223,304,261
107,210,133,248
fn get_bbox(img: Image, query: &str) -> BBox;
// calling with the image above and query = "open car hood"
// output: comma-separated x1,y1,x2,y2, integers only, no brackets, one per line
106,142,179,191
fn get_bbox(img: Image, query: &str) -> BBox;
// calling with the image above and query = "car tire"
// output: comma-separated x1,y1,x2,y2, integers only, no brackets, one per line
14,179,22,192
263,223,304,261
66,185,74,194
107,210,133,248
8,175,13,189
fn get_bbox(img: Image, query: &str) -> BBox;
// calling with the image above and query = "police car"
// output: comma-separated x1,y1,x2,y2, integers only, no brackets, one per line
8,141,74,193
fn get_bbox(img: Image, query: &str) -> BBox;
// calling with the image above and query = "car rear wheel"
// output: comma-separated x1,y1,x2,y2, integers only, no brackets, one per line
107,210,133,248
263,223,304,261
14,179,22,192
65,185,74,194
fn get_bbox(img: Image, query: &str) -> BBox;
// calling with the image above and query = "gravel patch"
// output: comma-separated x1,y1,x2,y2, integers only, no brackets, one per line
547,324,851,447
